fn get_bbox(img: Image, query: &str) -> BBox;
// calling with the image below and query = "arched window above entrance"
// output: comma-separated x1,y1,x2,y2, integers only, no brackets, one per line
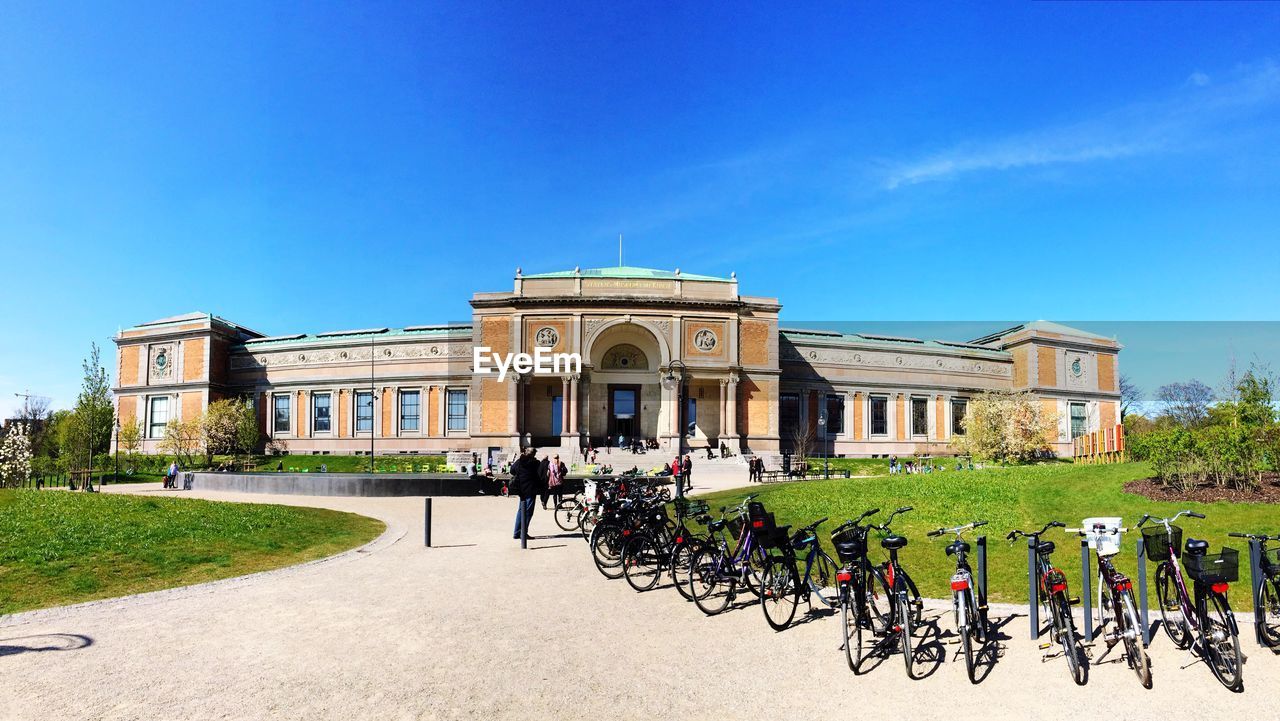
600,343,649,370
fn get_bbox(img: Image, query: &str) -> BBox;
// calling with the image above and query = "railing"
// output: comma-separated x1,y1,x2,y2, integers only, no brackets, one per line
1072,423,1126,464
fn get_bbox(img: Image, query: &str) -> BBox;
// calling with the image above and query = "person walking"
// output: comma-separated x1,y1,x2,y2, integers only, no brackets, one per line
681,454,692,492
671,455,682,494
538,452,552,509
511,448,540,540
548,454,567,507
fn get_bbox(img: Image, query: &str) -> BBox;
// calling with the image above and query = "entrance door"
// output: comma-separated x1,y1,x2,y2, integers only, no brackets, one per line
551,395,563,436
608,385,640,444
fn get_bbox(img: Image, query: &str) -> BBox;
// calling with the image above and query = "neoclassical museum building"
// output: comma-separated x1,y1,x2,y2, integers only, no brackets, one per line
113,267,1122,466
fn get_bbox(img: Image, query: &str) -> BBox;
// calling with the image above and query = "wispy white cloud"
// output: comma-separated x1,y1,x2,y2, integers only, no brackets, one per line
885,61,1280,189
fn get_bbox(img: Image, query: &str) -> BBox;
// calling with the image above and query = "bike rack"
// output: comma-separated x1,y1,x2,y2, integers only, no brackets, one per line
1027,537,1039,639
976,535,989,608
1135,535,1151,645
1248,538,1267,647
1080,539,1094,642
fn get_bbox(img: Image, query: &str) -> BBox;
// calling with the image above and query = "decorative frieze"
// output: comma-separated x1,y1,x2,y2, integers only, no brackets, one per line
782,345,1012,377
231,342,471,370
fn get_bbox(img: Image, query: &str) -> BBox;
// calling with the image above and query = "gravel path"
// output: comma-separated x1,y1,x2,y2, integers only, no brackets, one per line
2,482,1275,720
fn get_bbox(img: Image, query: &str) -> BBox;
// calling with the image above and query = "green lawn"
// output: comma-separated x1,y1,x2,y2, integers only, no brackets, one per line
251,454,448,473
694,462,1279,609
0,490,384,614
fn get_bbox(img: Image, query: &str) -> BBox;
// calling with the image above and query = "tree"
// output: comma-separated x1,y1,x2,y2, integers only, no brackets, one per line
1118,374,1142,420
118,421,143,455
955,390,1059,462
1155,380,1214,427
789,420,816,469
203,398,260,463
160,417,203,466
12,393,53,457
65,343,114,487
234,399,261,459
0,423,33,488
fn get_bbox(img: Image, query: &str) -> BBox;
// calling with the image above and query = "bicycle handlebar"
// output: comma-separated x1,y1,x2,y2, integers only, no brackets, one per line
1229,532,1280,541
1139,510,1205,528
832,508,880,536
928,520,989,538
1006,520,1065,541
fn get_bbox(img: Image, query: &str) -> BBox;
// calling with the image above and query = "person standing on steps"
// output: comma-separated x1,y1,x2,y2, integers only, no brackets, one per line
511,448,540,540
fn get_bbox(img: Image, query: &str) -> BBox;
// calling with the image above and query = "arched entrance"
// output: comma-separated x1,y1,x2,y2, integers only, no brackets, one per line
584,321,670,449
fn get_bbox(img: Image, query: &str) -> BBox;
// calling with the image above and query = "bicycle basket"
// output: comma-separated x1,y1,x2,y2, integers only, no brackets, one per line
726,516,744,540
1141,524,1182,562
1183,547,1240,584
832,528,867,563
747,501,769,522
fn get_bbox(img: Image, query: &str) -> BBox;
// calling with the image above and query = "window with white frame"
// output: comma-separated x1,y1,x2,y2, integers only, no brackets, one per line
355,391,374,433
1070,401,1088,438
951,398,968,436
824,394,845,436
446,389,468,431
148,396,169,438
400,390,420,432
911,397,929,436
312,393,331,433
273,395,291,433
869,396,888,436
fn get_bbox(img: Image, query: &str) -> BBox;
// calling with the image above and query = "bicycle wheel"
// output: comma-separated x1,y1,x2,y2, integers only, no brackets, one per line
841,586,862,672
1203,591,1244,691
866,565,894,636
1120,591,1152,689
899,591,915,678
742,544,769,599
1055,596,1088,686
623,534,663,592
690,549,734,615
808,550,840,608
957,591,976,684
760,557,800,631
669,539,702,601
1155,564,1192,649
580,508,599,542
554,500,580,532
968,582,987,645
902,569,924,626
590,525,625,579
1259,578,1280,648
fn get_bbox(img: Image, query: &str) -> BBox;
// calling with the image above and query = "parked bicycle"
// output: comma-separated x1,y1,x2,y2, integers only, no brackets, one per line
1007,520,1087,685
926,520,989,683
1138,511,1243,691
757,516,839,631
1227,531,1280,648
688,496,771,615
1068,519,1151,688
832,508,892,673
867,506,922,677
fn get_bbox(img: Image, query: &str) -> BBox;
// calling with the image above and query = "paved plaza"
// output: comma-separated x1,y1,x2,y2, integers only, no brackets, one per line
2,481,1277,721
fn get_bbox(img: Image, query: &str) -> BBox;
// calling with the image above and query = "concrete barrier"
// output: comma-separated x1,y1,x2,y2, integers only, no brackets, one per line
190,472,488,497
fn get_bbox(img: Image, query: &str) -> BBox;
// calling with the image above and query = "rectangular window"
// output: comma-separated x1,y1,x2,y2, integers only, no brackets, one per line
355,391,373,433
312,394,331,433
824,394,845,436
870,396,888,436
446,389,468,431
1070,402,1088,438
951,398,968,436
273,395,291,433
400,390,420,432
685,397,697,436
148,396,169,438
780,393,800,436
911,397,929,436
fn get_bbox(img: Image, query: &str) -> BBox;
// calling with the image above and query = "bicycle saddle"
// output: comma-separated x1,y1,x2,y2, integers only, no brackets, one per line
881,534,908,550
1036,540,1056,555
708,520,726,531
1184,538,1209,555
945,540,971,557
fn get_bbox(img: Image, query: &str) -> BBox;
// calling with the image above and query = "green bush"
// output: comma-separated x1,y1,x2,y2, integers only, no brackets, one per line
1130,425,1267,491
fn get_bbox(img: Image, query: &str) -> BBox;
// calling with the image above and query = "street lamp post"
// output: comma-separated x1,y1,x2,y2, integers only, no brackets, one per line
662,360,687,500
818,414,829,480
113,417,120,486
369,334,376,473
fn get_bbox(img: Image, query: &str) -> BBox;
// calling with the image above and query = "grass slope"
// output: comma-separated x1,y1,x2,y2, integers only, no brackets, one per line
251,454,447,473
0,490,384,614
695,462,1279,609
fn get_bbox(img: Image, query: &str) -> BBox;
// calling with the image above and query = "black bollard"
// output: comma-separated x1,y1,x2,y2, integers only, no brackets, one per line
1137,535,1150,645
424,497,432,547
1028,537,1038,639
521,502,529,549
1080,539,1093,642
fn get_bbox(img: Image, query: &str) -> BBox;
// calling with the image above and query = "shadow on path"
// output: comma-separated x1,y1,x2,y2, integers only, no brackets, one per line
0,634,94,658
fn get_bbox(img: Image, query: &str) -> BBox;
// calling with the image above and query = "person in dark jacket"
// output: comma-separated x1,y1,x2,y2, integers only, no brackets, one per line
681,454,692,492
537,453,552,509
511,448,541,540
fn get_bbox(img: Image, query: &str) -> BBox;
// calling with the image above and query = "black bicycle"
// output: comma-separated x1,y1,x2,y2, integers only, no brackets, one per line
1228,531,1280,648
757,516,839,631
832,508,891,673
1007,521,1088,685
927,520,989,683
868,506,923,677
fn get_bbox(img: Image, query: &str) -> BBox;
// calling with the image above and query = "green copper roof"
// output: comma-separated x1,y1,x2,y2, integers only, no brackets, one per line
522,266,733,282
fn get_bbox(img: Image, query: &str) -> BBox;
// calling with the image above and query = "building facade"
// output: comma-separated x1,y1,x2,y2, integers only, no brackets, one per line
112,267,1122,465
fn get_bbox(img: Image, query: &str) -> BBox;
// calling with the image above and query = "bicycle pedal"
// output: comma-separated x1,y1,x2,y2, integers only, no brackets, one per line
1068,597,1081,605
1038,642,1052,650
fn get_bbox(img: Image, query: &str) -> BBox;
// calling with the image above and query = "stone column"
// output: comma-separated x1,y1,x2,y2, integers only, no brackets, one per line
726,374,739,440
560,376,570,436
569,374,579,434
719,379,727,441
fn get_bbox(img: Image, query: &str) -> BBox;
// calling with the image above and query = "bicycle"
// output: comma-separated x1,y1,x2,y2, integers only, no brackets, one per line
832,508,893,672
1068,519,1151,689
757,516,839,631
926,520,989,683
1138,511,1244,690
1227,530,1280,648
867,506,922,677
1007,520,1088,685
620,497,709,594
688,496,771,615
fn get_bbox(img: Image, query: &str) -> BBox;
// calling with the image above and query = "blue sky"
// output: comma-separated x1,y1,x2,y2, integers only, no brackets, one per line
2,2,1280,415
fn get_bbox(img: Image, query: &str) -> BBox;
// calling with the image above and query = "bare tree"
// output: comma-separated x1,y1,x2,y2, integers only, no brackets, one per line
1118,374,1142,420
1155,380,1214,427
790,422,816,469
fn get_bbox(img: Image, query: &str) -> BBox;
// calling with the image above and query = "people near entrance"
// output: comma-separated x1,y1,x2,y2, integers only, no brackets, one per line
547,454,567,507
747,456,762,483
719,441,731,458
538,452,552,509
671,456,682,492
705,446,716,460
511,447,541,540
582,443,592,464
681,454,692,492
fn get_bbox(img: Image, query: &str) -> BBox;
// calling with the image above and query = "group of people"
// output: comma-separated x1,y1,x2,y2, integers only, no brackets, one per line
667,454,693,493
746,455,768,482
509,447,569,540
162,460,182,489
